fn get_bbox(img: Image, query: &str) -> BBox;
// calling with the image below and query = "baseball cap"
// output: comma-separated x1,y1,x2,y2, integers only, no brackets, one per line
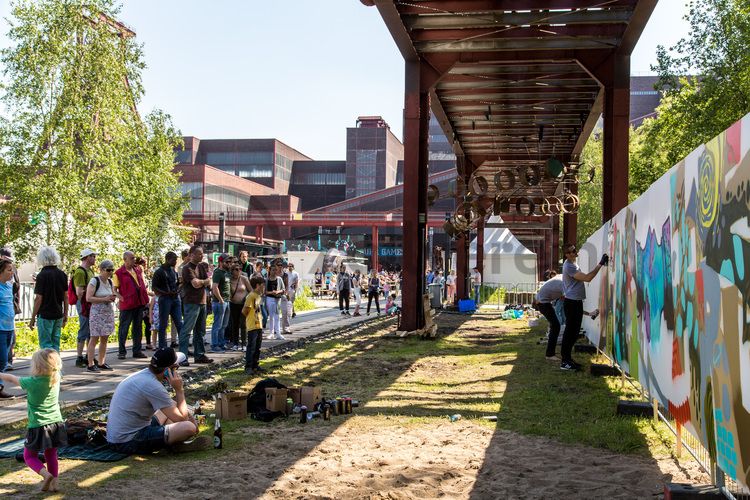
150,347,186,368
218,253,230,263
80,249,96,259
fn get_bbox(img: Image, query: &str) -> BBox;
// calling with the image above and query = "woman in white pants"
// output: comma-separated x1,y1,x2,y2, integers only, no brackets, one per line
264,266,285,340
352,270,362,316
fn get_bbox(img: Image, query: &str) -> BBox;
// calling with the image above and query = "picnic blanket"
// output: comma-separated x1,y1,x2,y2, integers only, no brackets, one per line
0,438,129,462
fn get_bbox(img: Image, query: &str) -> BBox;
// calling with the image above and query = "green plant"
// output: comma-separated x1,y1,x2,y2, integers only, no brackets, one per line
482,285,506,304
294,285,316,312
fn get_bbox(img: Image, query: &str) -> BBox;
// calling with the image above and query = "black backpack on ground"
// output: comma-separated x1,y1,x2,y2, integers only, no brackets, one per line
246,378,286,414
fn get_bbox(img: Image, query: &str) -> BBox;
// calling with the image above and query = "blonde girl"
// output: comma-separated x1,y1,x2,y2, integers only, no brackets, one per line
0,349,66,492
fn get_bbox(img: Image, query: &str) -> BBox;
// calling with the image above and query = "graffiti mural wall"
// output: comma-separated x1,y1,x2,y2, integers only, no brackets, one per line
579,113,750,488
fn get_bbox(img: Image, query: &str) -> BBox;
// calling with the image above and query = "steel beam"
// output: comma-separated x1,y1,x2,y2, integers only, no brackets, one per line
256,225,264,245
400,60,431,332
552,215,560,270
602,53,630,221
399,0,638,12
402,6,634,27
476,218,485,278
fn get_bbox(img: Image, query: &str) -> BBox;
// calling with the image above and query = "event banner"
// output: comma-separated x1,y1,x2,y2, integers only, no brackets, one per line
579,113,750,488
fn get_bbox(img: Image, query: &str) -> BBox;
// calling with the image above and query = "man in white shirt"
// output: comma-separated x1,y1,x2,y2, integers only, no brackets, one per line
287,264,300,319
471,267,482,303
107,348,209,454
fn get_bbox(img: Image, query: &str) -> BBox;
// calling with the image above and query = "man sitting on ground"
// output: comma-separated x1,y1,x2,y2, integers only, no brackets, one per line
106,347,209,454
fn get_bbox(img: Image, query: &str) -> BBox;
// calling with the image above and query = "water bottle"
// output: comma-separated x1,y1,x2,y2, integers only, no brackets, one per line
449,414,462,422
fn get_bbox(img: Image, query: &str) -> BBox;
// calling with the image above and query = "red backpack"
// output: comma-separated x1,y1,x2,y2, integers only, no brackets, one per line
67,266,91,316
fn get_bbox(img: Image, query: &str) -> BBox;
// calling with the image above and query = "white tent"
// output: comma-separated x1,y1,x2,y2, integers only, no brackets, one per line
469,216,537,284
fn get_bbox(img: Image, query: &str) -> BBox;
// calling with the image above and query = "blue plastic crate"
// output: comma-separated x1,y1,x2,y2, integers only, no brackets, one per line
458,299,476,312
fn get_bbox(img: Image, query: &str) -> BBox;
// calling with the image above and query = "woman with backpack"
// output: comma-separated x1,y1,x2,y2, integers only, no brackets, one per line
85,260,117,372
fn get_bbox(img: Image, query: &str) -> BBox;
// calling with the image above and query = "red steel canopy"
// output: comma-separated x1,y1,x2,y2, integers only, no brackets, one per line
368,0,657,332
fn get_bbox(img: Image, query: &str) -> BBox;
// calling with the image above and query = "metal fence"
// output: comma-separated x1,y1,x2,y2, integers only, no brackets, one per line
596,349,749,499
472,282,540,309
17,282,78,321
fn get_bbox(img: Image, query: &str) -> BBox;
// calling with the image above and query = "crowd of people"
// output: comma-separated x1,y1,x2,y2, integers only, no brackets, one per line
7,245,309,377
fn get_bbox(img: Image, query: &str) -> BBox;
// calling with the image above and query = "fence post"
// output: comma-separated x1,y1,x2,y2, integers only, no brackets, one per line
675,422,683,458
652,398,659,424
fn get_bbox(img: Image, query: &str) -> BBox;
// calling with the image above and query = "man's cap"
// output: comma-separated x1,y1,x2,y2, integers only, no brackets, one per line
0,248,12,259
218,253,230,262
80,249,96,259
150,347,186,368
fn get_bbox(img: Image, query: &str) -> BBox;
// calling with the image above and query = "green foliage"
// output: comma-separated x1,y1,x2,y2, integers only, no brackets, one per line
293,285,316,312
14,320,80,356
575,132,604,249
637,0,750,180
482,285,506,304
0,0,188,268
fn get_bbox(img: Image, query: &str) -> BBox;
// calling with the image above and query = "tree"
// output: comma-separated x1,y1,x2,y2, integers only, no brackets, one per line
0,0,187,268
638,0,750,177
574,131,603,250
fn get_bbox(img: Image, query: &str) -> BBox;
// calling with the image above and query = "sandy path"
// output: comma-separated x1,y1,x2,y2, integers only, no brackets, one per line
84,416,708,500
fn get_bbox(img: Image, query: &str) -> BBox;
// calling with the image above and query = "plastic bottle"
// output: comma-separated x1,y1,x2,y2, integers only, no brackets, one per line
299,405,308,424
449,414,462,422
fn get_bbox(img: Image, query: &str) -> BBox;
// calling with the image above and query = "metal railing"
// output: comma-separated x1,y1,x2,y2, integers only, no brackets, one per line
594,348,749,499
17,282,78,321
458,281,540,308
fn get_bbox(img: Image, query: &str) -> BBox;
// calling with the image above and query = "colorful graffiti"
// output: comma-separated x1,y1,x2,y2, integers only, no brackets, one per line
580,113,750,488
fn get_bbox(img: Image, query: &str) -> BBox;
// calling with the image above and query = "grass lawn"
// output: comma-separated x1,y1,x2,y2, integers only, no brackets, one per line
0,312,706,498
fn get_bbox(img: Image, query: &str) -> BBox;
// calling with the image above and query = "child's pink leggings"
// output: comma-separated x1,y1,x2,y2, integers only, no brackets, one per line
23,447,58,477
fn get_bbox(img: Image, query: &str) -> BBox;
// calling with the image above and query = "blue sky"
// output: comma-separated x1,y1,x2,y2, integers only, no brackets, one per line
1,1,691,159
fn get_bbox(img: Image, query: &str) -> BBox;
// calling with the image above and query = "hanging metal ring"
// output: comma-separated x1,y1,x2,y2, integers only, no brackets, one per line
541,196,563,215
515,197,536,216
469,175,489,196
560,193,580,214
427,184,439,206
494,170,516,191
519,165,541,186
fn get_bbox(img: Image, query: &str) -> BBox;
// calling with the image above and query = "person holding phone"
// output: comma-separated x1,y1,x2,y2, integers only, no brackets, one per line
85,260,117,372
106,347,209,454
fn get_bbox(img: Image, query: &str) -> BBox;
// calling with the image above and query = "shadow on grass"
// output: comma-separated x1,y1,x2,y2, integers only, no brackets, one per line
468,320,665,498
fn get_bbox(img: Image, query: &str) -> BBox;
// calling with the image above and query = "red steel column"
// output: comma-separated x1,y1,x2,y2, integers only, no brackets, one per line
455,155,471,301
256,225,264,245
602,53,630,222
400,60,430,332
371,226,379,272
476,218,485,277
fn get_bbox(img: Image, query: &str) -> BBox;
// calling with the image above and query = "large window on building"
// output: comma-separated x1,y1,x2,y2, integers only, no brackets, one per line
275,153,292,182
203,184,251,213
294,172,346,185
354,149,378,196
175,150,192,164
179,182,203,212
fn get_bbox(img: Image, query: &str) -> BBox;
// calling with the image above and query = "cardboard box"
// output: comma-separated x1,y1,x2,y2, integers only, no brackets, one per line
287,386,321,408
215,391,247,421
287,387,301,405
265,388,288,412
300,386,321,409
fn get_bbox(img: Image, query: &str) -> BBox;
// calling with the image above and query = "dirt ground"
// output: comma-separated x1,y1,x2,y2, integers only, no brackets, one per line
87,417,708,499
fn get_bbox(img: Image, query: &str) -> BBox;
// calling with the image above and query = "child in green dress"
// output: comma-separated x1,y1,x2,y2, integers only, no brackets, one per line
0,348,66,492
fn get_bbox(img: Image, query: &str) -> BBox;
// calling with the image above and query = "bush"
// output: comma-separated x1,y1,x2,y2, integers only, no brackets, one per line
294,285,316,312
14,320,80,356
483,286,506,304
